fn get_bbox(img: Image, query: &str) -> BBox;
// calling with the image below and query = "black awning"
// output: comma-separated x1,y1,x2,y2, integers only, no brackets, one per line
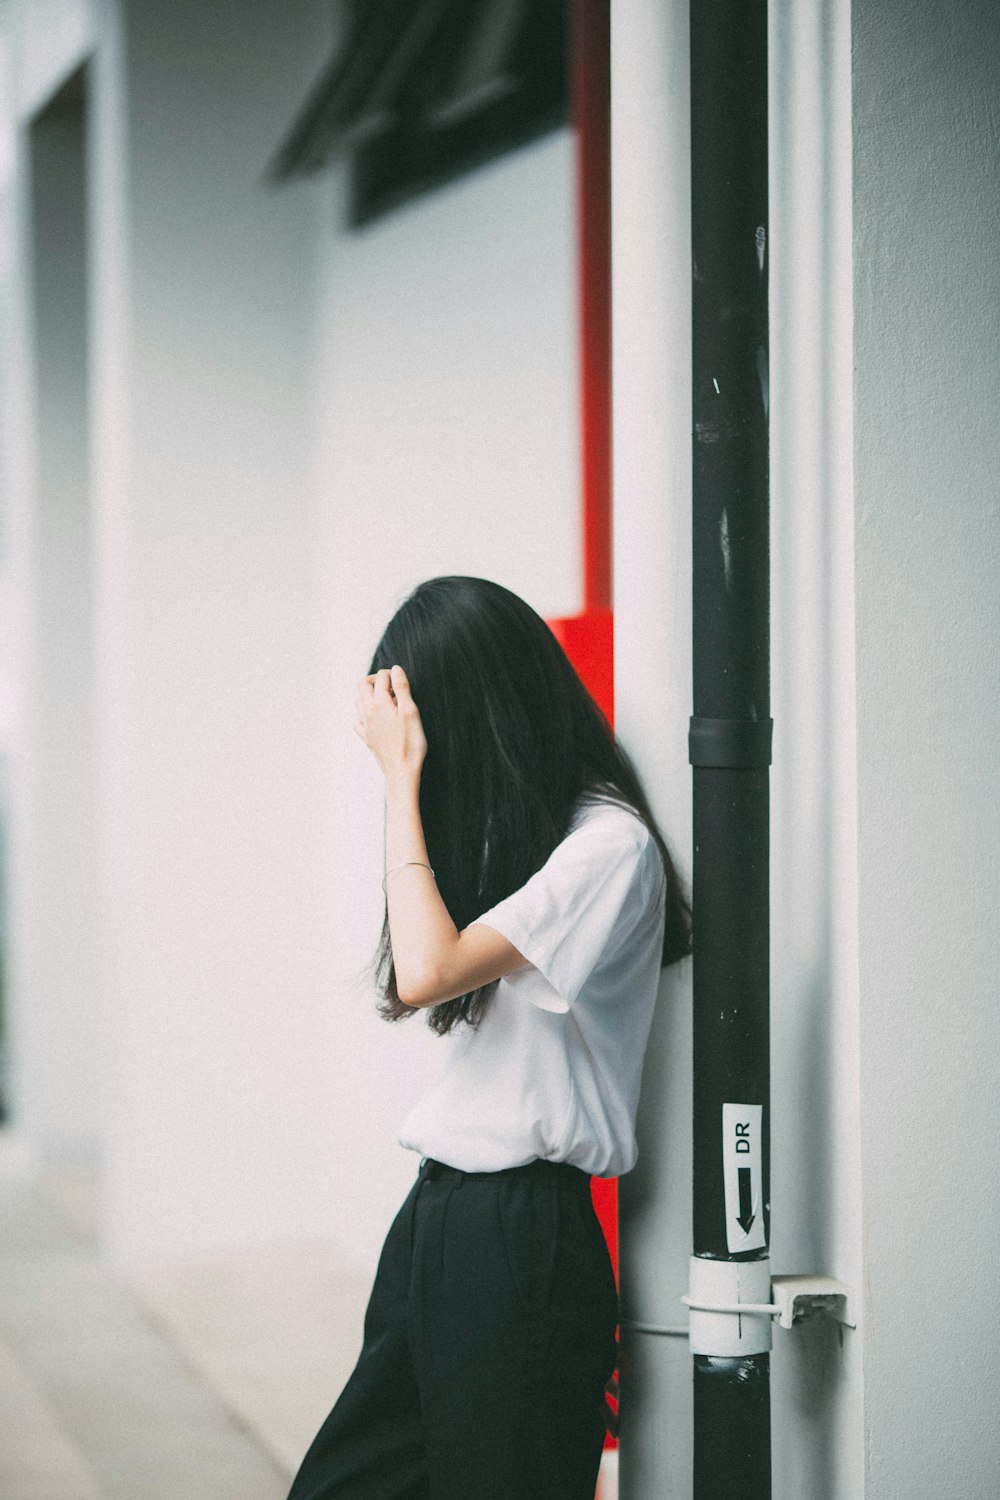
268,0,569,227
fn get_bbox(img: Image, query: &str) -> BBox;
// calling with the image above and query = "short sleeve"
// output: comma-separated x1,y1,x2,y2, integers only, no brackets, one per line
470,813,653,1013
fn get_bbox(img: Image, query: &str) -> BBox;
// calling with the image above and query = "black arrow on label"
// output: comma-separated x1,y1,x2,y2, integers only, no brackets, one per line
737,1166,755,1233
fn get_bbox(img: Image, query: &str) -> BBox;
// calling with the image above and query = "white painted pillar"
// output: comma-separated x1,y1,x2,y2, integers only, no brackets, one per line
3,3,104,1170
767,2,863,1495
612,1,863,1493
852,0,1000,1492
610,1,695,1492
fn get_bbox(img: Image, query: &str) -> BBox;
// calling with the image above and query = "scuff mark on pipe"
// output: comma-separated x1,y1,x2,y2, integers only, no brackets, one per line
720,508,732,589
756,344,769,418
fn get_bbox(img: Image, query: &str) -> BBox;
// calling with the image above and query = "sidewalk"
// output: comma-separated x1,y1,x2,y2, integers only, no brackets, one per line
0,1138,364,1500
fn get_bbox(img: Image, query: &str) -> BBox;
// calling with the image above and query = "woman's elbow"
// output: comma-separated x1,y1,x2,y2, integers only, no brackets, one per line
396,964,439,1009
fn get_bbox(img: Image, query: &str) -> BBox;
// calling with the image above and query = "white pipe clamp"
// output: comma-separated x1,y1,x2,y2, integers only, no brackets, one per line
684,1255,774,1356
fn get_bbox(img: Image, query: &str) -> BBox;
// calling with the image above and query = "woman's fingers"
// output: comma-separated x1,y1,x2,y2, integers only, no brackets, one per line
355,667,410,723
355,674,385,712
358,668,406,705
352,665,425,777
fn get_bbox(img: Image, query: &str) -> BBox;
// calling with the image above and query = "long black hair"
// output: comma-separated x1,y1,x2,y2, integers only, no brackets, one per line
361,576,692,1036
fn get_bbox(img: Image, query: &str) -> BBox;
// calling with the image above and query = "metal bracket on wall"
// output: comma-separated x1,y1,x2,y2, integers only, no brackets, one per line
622,1273,857,1340
681,1273,856,1331
768,1274,856,1329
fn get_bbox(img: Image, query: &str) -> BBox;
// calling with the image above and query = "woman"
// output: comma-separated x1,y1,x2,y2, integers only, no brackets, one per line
287,575,692,1500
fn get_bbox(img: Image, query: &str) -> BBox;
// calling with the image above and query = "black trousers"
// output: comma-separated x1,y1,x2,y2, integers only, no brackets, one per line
286,1154,620,1500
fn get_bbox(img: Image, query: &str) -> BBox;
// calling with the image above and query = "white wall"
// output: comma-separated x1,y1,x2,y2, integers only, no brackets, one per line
0,23,16,1118
2,0,104,1164
613,0,864,1495
96,0,335,1263
4,0,581,1270
611,1,695,1491
852,2,1000,1494
115,17,579,1266
768,0,863,1493
311,130,581,1262
23,64,102,1161
9,0,94,118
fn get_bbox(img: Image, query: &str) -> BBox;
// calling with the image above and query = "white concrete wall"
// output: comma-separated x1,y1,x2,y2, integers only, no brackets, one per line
96,0,334,1263
9,0,94,118
613,0,863,1494
610,2,695,1492
311,132,581,1259
23,63,102,1162
0,24,15,1116
768,0,863,1493
852,2,1000,1495
2,0,103,1163
3,0,581,1270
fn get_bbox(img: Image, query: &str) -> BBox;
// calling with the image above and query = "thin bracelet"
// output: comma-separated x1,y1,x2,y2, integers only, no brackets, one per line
382,861,436,894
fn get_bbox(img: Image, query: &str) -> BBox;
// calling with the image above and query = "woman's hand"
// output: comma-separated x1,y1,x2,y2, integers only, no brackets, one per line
354,665,428,783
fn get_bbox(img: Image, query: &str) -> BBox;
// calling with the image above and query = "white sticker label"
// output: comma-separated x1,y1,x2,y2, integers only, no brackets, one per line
722,1103,766,1253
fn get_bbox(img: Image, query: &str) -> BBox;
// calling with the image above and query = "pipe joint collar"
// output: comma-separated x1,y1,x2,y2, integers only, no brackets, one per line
688,715,773,767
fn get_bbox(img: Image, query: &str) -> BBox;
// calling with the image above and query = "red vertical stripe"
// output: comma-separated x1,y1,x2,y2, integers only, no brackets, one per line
572,0,618,1459
547,1,617,1457
573,0,612,616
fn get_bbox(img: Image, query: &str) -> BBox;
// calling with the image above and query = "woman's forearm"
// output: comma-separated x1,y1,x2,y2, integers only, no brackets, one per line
384,770,458,1004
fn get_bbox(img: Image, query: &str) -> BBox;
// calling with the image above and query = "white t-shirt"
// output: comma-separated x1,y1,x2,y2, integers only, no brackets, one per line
396,792,668,1178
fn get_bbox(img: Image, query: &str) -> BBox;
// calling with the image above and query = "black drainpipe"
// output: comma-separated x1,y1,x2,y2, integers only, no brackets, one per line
688,0,772,1495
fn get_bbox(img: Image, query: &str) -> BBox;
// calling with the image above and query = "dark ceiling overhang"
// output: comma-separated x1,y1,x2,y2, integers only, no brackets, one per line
268,0,569,227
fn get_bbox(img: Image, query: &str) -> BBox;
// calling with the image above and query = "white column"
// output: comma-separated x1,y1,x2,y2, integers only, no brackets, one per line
611,1,694,1492
852,0,1000,1492
3,3,103,1170
612,0,863,1493
768,0,863,1493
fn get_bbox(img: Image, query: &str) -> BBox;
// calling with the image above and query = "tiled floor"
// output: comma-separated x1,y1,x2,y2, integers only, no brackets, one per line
0,1141,619,1500
0,1147,311,1500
